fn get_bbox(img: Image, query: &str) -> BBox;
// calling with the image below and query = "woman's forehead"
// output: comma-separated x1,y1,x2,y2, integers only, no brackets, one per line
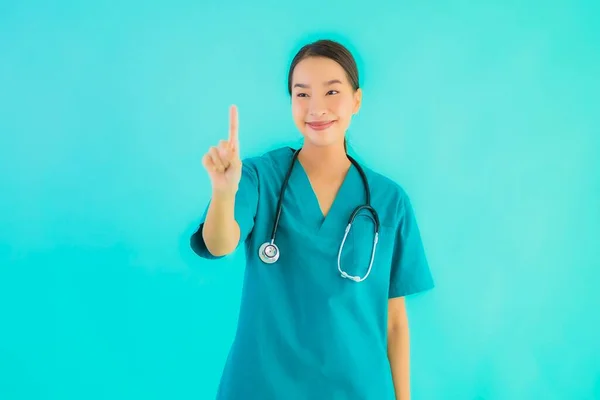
292,57,348,85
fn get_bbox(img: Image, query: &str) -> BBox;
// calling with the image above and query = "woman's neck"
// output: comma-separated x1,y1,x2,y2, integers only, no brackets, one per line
297,142,350,178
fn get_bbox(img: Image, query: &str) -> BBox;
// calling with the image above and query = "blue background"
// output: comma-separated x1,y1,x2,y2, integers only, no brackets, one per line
1,1,599,399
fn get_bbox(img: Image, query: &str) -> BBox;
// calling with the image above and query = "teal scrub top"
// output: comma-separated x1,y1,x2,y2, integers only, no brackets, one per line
190,146,434,400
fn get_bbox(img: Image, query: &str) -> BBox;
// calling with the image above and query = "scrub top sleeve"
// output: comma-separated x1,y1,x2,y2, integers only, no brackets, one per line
189,161,259,259
389,194,435,298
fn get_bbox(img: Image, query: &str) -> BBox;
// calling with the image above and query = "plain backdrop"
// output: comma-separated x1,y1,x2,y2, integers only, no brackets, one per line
1,1,599,399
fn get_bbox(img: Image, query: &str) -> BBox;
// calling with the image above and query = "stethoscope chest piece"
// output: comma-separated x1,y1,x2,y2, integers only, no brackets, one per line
259,241,280,264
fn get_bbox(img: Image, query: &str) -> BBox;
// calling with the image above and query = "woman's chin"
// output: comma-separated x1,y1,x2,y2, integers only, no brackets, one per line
303,132,342,147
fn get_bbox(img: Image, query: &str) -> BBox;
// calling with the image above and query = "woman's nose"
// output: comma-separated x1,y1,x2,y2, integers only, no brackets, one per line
308,98,327,116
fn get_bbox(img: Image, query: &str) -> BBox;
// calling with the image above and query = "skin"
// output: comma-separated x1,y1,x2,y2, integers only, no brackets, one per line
291,57,359,180
200,105,241,256
201,55,411,399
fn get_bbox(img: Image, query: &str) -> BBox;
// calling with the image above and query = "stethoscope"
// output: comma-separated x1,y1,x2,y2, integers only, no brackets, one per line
258,148,380,282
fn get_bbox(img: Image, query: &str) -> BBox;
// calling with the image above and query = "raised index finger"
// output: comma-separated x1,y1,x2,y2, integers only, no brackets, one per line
228,104,239,149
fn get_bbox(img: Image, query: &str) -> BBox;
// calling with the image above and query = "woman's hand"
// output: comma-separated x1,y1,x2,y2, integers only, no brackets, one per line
202,105,242,196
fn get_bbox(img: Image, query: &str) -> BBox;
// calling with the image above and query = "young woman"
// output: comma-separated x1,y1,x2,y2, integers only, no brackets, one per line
191,39,434,400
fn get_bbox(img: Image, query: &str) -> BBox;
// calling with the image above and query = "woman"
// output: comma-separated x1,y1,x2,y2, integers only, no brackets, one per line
191,39,434,400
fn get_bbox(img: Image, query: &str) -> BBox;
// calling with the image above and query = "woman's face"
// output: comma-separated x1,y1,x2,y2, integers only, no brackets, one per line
290,56,362,149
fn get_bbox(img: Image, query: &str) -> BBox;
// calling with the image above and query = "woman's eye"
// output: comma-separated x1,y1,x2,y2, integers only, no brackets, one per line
327,90,339,95
296,93,308,97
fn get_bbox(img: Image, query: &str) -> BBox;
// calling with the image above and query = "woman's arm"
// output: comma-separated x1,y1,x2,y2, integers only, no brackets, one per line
202,191,241,257
387,296,410,400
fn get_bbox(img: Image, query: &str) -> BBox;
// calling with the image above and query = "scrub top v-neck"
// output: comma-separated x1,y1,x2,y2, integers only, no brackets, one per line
286,154,360,236
190,146,434,400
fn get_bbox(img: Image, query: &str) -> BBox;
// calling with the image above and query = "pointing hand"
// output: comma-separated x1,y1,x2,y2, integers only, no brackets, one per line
202,105,242,196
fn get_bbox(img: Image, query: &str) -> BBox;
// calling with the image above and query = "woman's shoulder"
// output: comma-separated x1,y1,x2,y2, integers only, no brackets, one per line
240,146,293,179
362,165,409,201
242,146,291,164
359,164,416,225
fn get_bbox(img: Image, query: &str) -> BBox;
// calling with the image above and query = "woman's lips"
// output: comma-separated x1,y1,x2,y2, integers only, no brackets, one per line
306,120,335,131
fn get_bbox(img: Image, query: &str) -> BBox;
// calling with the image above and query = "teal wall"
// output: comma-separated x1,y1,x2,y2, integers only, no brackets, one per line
1,1,598,399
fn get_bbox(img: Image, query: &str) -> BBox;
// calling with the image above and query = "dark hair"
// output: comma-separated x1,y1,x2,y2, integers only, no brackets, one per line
287,39,360,94
287,39,360,152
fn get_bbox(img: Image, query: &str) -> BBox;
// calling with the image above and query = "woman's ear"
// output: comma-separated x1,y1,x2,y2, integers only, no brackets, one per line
353,88,362,115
